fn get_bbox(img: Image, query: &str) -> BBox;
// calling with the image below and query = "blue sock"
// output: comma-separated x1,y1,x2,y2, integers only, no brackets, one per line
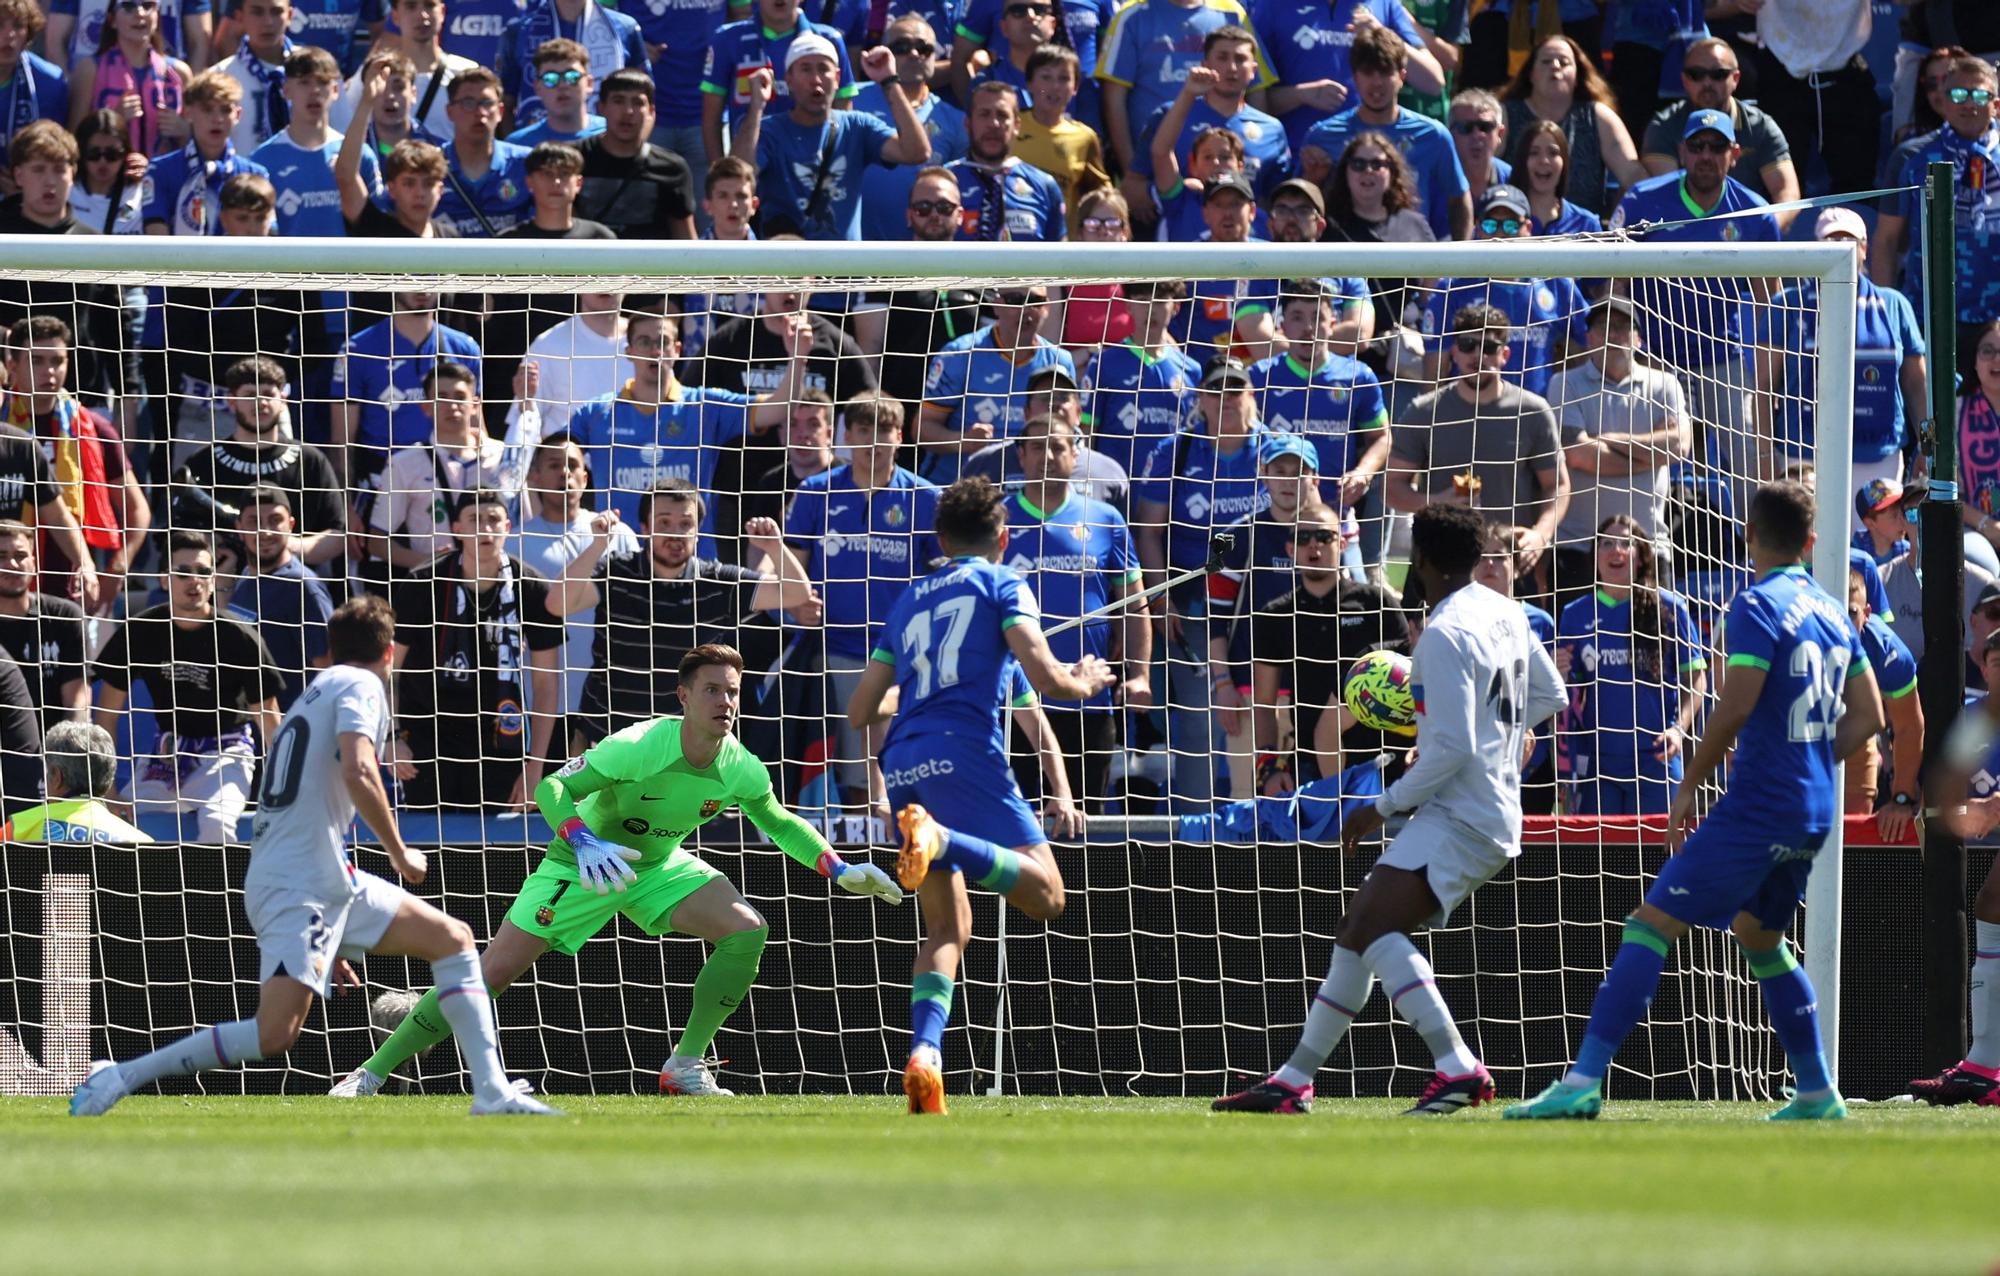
1570,918,1671,1084
910,972,954,1055
1746,942,1832,1095
934,827,1021,894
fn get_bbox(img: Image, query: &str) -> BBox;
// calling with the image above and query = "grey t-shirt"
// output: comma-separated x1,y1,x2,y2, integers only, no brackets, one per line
1641,100,1792,203
1391,382,1564,527
1549,359,1689,545
1881,551,1995,664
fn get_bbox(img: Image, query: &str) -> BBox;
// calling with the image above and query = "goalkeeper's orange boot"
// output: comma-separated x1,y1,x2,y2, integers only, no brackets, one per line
904,1052,948,1116
896,805,944,892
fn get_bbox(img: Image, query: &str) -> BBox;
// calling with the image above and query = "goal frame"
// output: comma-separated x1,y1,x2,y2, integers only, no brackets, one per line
0,233,1859,1089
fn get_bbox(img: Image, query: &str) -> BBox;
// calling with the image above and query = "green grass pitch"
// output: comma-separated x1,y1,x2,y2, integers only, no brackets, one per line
4,1095,1993,1274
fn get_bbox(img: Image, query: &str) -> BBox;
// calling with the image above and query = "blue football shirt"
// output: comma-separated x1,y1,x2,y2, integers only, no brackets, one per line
701,18,858,137
567,385,755,559
1095,0,1273,145
1081,338,1200,477
640,0,734,127
142,144,270,235
1556,588,1705,785
1134,427,1269,575
1245,350,1388,476
921,329,1078,473
254,132,374,237
757,109,896,241
958,0,1115,130
435,139,533,236
1130,97,1291,199
1420,276,1588,398
1762,276,1925,465
873,556,1039,755
1002,489,1140,708
853,83,968,242
333,318,484,453
1609,171,1779,371
1249,0,1424,149
786,464,941,659
947,155,1066,242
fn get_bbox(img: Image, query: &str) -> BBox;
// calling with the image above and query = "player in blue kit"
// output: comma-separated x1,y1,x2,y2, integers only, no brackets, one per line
847,477,1117,1115
1556,515,1706,816
1510,481,1884,1121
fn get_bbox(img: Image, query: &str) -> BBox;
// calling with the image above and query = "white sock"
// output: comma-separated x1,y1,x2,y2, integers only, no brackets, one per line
430,950,509,1103
1276,946,1375,1090
118,1019,263,1090
1969,921,2000,1070
911,1043,942,1072
1364,933,1480,1078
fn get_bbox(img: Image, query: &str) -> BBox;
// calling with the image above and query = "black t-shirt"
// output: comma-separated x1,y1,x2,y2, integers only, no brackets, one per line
0,199,132,400
0,422,56,523
344,205,461,326
1252,579,1408,757
0,642,39,815
580,552,764,726
500,218,618,242
170,438,348,540
576,138,695,239
94,604,284,739
861,287,984,414
0,592,87,733
691,312,878,403
159,286,305,400
391,555,565,721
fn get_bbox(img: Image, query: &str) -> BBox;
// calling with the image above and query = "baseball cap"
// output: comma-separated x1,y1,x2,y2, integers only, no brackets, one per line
1682,108,1737,144
1476,183,1530,218
1027,363,1079,391
1268,177,1325,217
1586,295,1637,327
1202,172,1257,204
1814,207,1869,242
1854,477,1925,521
1200,354,1251,390
1258,432,1319,471
1979,579,2000,613
785,32,839,72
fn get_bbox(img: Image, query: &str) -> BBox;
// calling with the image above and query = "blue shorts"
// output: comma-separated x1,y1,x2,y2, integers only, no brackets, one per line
881,736,1044,851
1645,817,1829,932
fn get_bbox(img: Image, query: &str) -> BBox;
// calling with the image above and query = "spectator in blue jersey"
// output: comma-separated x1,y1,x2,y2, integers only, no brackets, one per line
225,486,333,710
434,66,532,235
1249,499,1408,788
143,71,270,236
919,284,1076,482
1095,0,1272,189
255,46,368,236
701,0,857,168
1179,173,1283,363
332,289,482,485
854,15,968,243
1638,37,1799,228
1517,119,1602,239
0,0,70,189
1251,0,1440,152
637,0,728,191
950,0,1055,111
568,304,812,560
496,0,644,128
1846,563,1924,842
1610,107,1779,520
1081,278,1200,477
1555,513,1706,817
1758,208,1926,495
945,81,1064,241
1131,27,1289,211
1147,121,1262,243
330,0,476,141
1877,56,1999,321
262,0,382,76
956,0,1117,133
1249,278,1391,499
728,38,930,240
1447,87,1511,207
1418,186,1586,397
209,0,293,154
1852,478,1919,569
1133,354,1268,807
1002,412,1149,806
1298,22,1467,240
50,0,210,75
505,38,605,145
784,390,941,811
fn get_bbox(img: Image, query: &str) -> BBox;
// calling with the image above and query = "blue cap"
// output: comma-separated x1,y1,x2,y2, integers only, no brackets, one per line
1682,108,1737,144
1258,432,1319,472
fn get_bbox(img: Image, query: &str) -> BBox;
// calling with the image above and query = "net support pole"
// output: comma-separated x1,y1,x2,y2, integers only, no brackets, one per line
987,904,1008,1097
1919,160,1970,1074
1806,240,1861,1084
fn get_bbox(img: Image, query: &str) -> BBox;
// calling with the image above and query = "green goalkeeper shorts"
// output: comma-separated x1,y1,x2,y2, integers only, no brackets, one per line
504,847,725,955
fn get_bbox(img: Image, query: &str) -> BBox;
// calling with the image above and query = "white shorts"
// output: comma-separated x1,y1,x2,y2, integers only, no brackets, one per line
123,734,258,843
1374,809,1513,929
246,867,405,998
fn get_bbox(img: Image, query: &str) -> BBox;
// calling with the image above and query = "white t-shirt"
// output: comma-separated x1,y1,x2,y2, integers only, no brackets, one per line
513,314,631,434
246,664,390,898
329,52,480,140
211,48,289,153
372,436,520,560
1378,581,1566,850
509,508,638,714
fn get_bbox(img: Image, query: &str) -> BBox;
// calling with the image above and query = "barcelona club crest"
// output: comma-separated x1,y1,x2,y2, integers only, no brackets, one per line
535,905,555,927
700,799,723,818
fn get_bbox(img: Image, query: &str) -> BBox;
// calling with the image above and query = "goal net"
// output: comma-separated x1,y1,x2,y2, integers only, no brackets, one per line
0,235,1870,1102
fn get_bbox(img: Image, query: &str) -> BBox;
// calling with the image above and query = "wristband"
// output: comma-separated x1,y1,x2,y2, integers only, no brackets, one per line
814,849,847,878
558,817,588,843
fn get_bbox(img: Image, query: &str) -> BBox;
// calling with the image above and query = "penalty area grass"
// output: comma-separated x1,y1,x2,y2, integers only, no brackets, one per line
2,1095,1991,1275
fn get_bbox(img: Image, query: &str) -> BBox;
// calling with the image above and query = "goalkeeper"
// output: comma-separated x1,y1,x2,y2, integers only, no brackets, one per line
333,643,903,1098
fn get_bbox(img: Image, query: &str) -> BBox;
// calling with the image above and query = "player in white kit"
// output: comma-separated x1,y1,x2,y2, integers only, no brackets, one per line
71,597,558,1117
1215,504,1565,1117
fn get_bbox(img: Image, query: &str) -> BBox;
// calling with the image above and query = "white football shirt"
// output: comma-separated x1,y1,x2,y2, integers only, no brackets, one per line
246,664,392,898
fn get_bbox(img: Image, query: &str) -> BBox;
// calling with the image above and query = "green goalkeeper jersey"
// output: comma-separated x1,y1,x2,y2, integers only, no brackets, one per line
535,716,833,874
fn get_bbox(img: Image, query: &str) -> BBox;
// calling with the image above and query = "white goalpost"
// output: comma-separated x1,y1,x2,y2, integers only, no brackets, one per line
0,234,1861,1102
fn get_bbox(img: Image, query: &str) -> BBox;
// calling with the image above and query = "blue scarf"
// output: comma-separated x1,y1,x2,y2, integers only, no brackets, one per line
169,138,247,235
238,35,294,142
1,55,39,145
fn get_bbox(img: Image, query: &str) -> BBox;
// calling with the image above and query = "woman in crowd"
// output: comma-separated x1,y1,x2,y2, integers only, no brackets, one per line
68,109,147,235
68,0,190,158
1057,187,1135,351
1322,132,1431,378
1518,118,1602,237
1500,34,1643,215
1961,320,2000,558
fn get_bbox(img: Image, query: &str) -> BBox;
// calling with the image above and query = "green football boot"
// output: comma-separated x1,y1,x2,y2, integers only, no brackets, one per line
1503,1078,1603,1120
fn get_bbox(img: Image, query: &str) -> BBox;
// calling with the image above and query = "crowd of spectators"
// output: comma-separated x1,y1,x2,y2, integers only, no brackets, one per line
0,0,1988,842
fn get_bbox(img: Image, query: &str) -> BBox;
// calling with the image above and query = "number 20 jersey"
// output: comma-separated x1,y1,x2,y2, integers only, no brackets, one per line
246,665,392,900
873,556,1040,757
1716,565,1870,834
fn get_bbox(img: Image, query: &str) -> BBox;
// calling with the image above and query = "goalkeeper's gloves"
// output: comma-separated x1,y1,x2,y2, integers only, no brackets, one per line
836,862,904,905
560,818,641,895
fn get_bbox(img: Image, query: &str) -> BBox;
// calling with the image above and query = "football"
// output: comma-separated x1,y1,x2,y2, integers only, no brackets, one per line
1343,650,1416,736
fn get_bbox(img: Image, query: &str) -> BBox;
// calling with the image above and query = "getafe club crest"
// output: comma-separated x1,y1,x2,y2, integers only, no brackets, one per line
884,503,906,527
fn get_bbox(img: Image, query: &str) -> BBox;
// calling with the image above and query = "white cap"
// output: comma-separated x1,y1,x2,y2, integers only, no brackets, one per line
1814,206,1868,242
785,32,839,72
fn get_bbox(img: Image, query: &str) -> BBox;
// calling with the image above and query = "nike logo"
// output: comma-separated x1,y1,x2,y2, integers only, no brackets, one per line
1667,886,1691,896
641,793,670,802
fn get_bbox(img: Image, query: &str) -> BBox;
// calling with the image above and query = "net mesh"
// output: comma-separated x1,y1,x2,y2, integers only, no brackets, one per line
0,239,1866,1100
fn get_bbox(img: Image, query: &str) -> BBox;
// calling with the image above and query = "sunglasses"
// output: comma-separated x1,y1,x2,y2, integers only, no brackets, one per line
909,197,959,216
1347,156,1389,172
1081,214,1125,232
1455,336,1507,354
1950,86,1996,105
83,147,124,163
1451,118,1497,135
1684,137,1731,154
1293,528,1337,545
1682,65,1734,82
538,68,585,87
170,563,214,578
886,37,935,56
115,0,160,11
996,292,1048,306
1479,216,1523,236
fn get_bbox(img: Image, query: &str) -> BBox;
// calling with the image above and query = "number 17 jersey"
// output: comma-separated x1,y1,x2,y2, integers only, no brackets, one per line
246,664,392,900
872,555,1040,756
1718,565,1870,833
